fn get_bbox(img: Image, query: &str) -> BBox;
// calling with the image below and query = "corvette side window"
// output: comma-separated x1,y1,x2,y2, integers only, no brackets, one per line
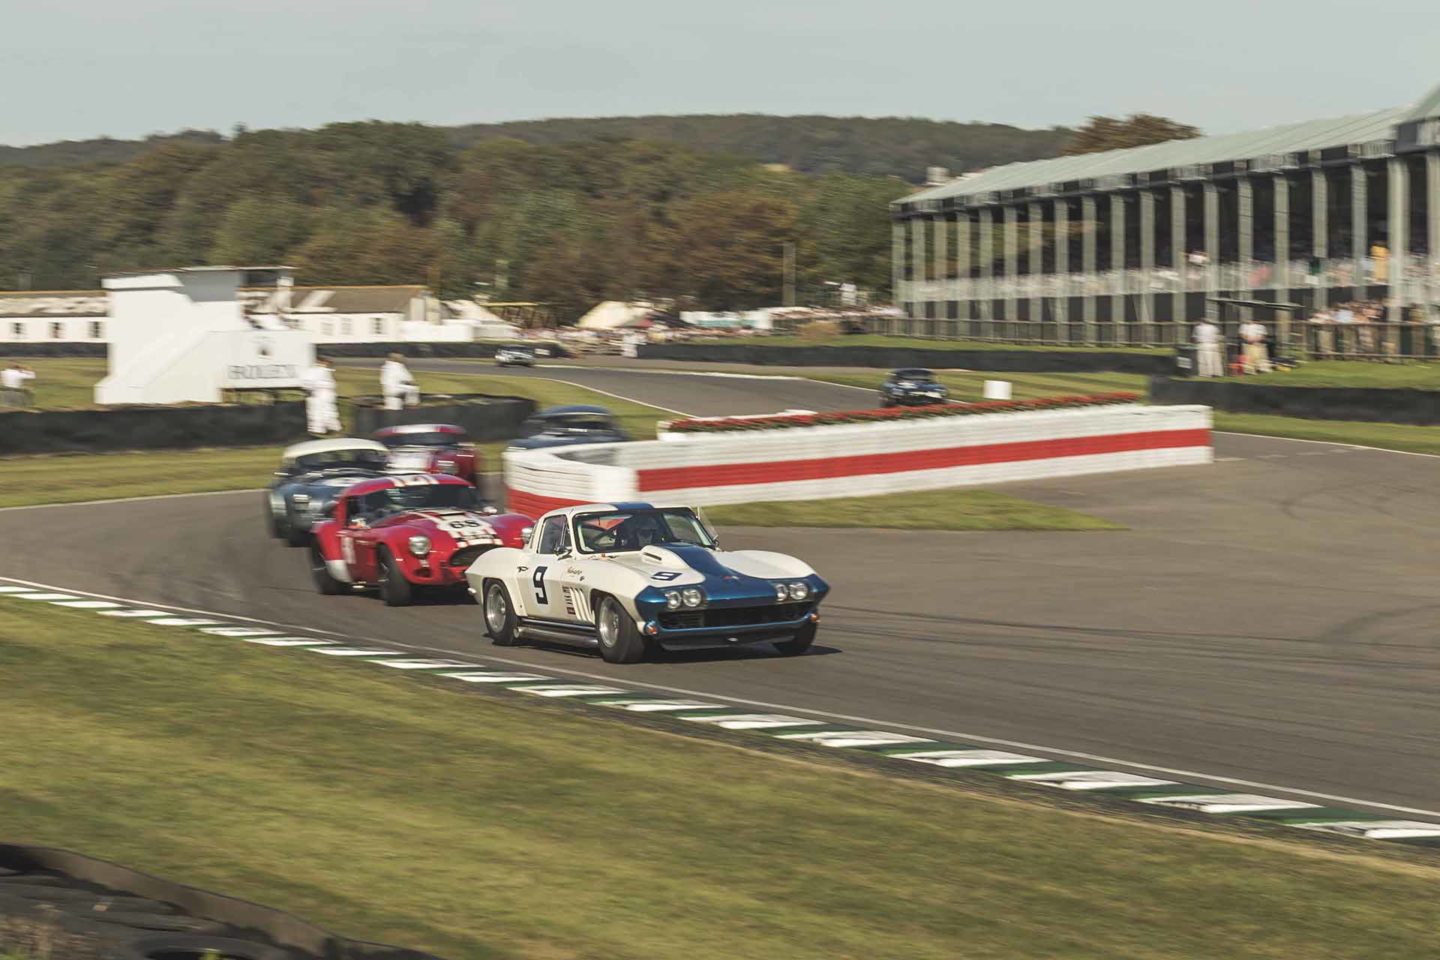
536,517,566,555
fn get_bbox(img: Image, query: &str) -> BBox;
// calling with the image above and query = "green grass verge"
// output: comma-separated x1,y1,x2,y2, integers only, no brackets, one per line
4,602,1438,960
708,488,1121,531
1212,413,1440,455
803,369,1148,402
692,335,1169,354
1218,361,1440,390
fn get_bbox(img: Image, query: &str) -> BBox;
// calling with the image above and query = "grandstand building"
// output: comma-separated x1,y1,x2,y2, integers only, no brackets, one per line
892,82,1440,347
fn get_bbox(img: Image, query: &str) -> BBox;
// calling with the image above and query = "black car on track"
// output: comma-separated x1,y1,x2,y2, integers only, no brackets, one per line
878,368,949,407
266,438,390,546
507,405,630,450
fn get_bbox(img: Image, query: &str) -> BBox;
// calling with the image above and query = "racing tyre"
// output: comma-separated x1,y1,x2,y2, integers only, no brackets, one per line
376,549,414,607
774,622,816,657
284,513,309,548
595,595,648,664
265,498,283,538
310,544,346,596
483,580,518,645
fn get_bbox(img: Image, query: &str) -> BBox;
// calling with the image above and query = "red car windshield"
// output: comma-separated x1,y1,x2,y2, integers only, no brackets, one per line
349,484,482,520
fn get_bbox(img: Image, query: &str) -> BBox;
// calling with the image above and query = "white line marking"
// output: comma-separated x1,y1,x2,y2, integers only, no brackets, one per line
1295,820,1440,840
98,609,177,618
440,671,553,683
1007,770,1178,791
1137,794,1321,814
3,573,1437,820
681,714,823,730
145,618,225,627
1213,431,1440,459
242,637,337,647
594,699,729,713
13,593,82,601
200,627,283,637
513,684,632,698
0,585,38,593
887,749,1047,769
50,600,124,609
310,647,406,657
774,730,935,748
368,658,486,670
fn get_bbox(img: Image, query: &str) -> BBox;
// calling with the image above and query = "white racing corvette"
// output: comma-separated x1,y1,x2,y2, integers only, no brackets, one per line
465,502,829,663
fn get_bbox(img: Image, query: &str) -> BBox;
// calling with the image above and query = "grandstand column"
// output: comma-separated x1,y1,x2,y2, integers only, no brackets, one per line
1082,196,1097,340
1171,185,1186,323
978,208,993,325
1387,157,1408,329
1352,164,1368,290
910,215,927,334
1029,202,1043,333
1319,169,1324,308
1237,176,1254,319
1054,198,1069,337
1275,175,1291,349
933,213,948,334
1429,153,1440,321
1003,205,1018,325
892,220,905,311
1140,189,1155,339
1110,194,1126,332
1204,182,1220,302
957,211,973,333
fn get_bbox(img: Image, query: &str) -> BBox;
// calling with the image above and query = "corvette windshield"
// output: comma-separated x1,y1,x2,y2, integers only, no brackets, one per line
294,450,388,472
893,369,936,382
574,509,716,554
378,432,463,449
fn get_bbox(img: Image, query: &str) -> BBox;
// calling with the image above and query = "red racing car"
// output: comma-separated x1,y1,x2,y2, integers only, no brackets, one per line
310,474,531,605
374,423,481,484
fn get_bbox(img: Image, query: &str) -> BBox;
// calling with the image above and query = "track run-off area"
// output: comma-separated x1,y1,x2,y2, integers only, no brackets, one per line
5,362,1439,820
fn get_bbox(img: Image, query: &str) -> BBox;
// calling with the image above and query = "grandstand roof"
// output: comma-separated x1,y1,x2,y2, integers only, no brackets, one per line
904,82,1440,209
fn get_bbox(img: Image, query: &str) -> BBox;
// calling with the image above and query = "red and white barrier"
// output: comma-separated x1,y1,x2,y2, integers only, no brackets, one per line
505,403,1212,517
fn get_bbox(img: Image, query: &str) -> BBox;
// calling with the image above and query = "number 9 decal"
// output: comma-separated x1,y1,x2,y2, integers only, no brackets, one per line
533,565,549,604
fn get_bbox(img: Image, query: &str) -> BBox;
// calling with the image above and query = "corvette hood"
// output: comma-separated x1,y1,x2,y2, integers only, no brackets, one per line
606,544,815,582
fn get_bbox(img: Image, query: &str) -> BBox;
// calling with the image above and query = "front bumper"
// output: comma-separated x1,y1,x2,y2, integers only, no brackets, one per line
634,577,827,649
650,610,819,650
889,393,948,406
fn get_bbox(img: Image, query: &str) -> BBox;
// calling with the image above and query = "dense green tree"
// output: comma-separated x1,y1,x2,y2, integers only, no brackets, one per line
1062,115,1200,156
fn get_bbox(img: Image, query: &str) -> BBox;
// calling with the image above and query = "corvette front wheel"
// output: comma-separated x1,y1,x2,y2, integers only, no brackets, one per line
484,581,518,645
774,622,816,657
595,596,648,664
376,549,414,607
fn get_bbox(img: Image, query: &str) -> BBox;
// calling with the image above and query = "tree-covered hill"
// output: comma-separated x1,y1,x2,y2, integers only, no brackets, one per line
1,114,1070,182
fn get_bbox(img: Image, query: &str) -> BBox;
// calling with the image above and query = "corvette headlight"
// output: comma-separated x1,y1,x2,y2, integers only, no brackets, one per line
774,583,790,602
787,581,810,601
664,590,683,610
681,587,704,608
408,535,432,557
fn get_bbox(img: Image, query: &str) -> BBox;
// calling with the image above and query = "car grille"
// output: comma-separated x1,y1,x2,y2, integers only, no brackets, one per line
448,546,490,569
659,603,809,630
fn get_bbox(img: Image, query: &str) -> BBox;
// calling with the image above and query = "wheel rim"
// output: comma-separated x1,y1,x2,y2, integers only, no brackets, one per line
597,601,619,648
485,585,508,633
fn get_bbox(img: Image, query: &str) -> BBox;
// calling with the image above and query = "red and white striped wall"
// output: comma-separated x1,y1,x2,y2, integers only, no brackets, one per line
504,404,1212,517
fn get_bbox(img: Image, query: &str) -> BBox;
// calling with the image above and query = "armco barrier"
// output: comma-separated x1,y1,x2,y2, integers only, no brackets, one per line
0,401,308,455
505,404,1212,516
1150,375,1440,425
322,340,569,359
639,342,1173,374
351,394,536,441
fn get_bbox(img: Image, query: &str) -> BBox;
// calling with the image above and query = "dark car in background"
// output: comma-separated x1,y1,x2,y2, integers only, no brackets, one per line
267,438,391,546
507,404,630,450
373,423,481,484
879,368,949,407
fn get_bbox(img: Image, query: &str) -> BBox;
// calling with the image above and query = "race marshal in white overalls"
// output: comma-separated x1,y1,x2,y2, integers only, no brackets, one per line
300,356,342,435
380,353,419,411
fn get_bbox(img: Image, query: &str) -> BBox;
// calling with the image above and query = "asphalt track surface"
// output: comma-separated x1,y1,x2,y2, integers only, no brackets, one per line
5,365,1439,816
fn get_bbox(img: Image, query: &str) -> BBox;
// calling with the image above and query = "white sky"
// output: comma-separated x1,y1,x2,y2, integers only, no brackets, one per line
2,0,1438,146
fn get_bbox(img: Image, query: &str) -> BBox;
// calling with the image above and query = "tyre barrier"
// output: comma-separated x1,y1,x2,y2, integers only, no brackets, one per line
0,402,309,456
320,341,569,359
350,394,537,441
0,845,447,960
638,342,1173,374
0,343,108,357
1150,375,1440,425
504,403,1213,517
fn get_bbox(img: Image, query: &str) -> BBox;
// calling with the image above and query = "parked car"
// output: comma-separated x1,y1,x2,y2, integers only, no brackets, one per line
266,438,390,546
373,423,480,484
494,345,535,367
507,405,630,450
466,502,829,663
879,368,949,407
309,474,532,606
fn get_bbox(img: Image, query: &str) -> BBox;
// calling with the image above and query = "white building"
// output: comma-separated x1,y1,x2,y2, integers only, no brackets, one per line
0,283,518,346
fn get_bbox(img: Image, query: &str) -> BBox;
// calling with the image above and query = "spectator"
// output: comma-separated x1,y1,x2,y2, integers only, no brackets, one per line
1238,318,1272,374
1309,307,1334,359
1,361,36,408
1193,318,1223,377
380,352,419,411
300,356,341,436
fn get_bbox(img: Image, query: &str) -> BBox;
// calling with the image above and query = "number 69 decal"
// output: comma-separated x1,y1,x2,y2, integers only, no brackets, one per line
533,565,549,604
